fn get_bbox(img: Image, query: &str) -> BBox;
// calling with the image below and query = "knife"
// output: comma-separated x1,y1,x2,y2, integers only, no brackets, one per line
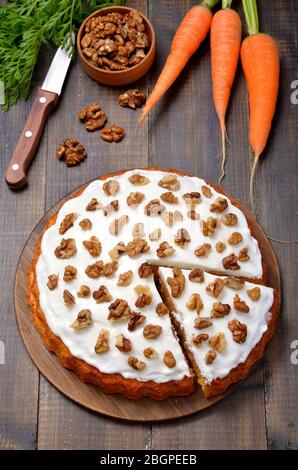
5,39,73,189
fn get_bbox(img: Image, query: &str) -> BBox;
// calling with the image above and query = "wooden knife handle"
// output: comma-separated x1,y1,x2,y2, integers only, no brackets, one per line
5,88,59,189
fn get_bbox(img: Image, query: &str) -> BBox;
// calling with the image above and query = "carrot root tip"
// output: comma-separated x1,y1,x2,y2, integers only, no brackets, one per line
218,122,227,187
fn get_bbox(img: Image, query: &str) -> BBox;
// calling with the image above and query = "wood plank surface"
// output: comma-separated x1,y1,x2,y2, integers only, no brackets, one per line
0,0,297,450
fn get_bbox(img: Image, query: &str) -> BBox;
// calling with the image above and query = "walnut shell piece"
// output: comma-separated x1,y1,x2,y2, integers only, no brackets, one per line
143,324,162,339
63,265,77,282
93,285,112,303
63,289,75,306
157,241,175,258
71,309,93,330
143,347,158,359
100,124,125,143
158,175,180,191
108,299,131,321
59,213,77,235
228,319,247,344
95,328,110,354
211,302,231,318
164,351,176,368
47,274,58,290
210,197,228,213
54,238,77,259
77,103,107,131
188,268,204,283
128,312,146,331
117,270,133,286
209,332,227,352
247,287,261,301
167,268,185,298
83,236,102,257
233,294,250,313
128,356,146,371
115,334,132,353
56,139,87,167
77,285,91,298
118,89,146,109
186,293,203,314
206,278,224,299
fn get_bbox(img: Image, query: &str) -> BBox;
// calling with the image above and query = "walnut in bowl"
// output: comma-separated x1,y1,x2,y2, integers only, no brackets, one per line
77,6,156,86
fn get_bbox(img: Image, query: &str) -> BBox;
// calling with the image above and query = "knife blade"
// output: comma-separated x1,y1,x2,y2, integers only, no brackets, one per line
5,37,73,189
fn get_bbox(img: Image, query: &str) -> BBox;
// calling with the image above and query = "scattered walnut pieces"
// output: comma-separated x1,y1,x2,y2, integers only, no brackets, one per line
222,253,240,271
117,270,133,287
118,89,146,109
77,103,107,131
156,302,170,317
228,319,247,344
85,260,104,278
164,351,176,368
157,241,175,258
194,317,213,329
56,139,87,167
205,350,217,365
83,236,102,257
103,200,119,216
194,243,212,257
128,356,146,371
109,215,129,236
209,332,226,353
63,289,75,306
247,287,261,301
134,285,152,308
126,237,150,257
160,192,179,204
127,191,145,206
161,210,183,227
221,213,238,226
206,278,224,299
202,185,212,198
103,260,118,277
233,294,250,313
224,276,245,290
202,217,219,236
86,198,101,211
211,302,231,318
174,228,191,248
238,247,250,262
128,312,146,331
109,241,126,260
77,285,90,298
108,299,131,321
189,268,204,283
186,293,203,313
187,209,199,220
103,179,120,196
71,309,93,330
63,265,77,282
149,228,161,241
79,218,92,230
227,231,243,245
93,285,112,303
47,274,58,290
192,333,209,347
183,192,201,205
115,334,132,353
54,238,77,259
143,324,162,339
59,213,77,235
158,175,180,191
210,197,228,213
216,241,226,253
144,347,158,359
138,262,154,278
128,174,150,185
167,268,185,298
132,223,145,238
144,199,165,216
95,328,110,354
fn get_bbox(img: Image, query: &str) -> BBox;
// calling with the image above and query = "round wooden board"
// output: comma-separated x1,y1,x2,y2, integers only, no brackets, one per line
14,175,280,422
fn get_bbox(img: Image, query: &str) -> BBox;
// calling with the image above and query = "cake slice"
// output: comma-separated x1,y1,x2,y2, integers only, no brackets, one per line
157,267,279,398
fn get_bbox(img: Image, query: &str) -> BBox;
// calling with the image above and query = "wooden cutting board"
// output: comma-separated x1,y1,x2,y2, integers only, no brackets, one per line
14,178,280,422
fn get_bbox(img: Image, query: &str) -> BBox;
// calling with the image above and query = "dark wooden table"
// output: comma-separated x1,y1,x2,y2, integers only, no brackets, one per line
0,0,297,450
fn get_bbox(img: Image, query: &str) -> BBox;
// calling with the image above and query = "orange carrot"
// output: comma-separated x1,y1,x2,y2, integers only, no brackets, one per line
210,1,241,184
140,0,220,123
241,0,279,210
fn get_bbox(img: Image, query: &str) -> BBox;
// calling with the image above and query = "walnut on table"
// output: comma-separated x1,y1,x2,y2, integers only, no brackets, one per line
100,124,125,143
118,89,146,109
56,139,87,167
77,103,107,131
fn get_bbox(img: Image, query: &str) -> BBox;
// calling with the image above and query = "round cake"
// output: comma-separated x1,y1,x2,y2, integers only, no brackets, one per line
27,168,279,400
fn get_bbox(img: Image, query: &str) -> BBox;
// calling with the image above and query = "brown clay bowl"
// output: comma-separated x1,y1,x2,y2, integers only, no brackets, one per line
77,6,156,86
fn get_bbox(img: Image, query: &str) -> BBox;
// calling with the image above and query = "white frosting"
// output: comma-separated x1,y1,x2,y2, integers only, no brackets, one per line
159,267,274,384
35,169,264,384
